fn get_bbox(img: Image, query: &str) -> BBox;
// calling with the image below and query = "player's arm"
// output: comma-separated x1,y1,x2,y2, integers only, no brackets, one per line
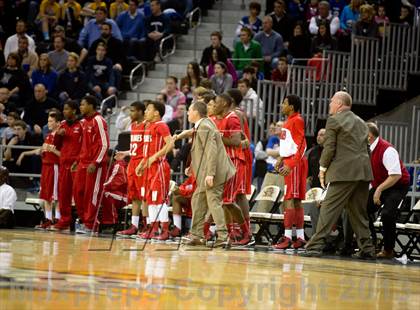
174,128,193,141
319,117,338,171
147,135,174,167
16,147,41,166
289,118,306,169
115,150,130,160
222,132,241,146
92,116,109,165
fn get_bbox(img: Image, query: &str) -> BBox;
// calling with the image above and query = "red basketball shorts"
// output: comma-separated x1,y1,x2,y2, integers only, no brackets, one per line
284,157,308,201
127,158,145,201
144,160,170,205
40,163,59,202
222,158,245,204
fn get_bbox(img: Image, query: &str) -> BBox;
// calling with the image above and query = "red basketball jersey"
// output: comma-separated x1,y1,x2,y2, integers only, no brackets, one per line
42,132,60,165
142,120,171,159
58,120,82,164
216,111,245,161
130,121,146,160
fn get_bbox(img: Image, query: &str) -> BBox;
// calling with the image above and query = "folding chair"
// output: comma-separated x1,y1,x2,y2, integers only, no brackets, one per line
403,200,420,259
247,185,257,209
250,185,283,243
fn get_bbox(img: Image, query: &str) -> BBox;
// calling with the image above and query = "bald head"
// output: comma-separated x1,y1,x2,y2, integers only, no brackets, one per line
334,91,352,106
262,15,273,32
317,128,326,145
34,84,47,101
329,91,352,115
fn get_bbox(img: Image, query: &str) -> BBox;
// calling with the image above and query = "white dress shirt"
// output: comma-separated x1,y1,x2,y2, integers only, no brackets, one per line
370,137,402,175
0,184,17,213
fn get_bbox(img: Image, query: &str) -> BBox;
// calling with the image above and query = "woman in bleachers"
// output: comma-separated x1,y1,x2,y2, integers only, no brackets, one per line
353,4,379,38
287,22,311,65
234,2,263,39
31,53,58,96
206,48,238,85
210,61,233,95
180,62,202,103
310,21,337,55
57,52,89,104
340,0,364,34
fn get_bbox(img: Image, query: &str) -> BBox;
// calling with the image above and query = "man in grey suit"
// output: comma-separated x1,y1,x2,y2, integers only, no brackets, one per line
302,91,376,259
174,101,236,247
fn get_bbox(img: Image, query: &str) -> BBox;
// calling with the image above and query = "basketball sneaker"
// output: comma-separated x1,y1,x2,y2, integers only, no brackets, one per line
170,227,181,238
116,225,138,238
50,221,70,231
292,238,306,249
231,234,256,248
35,219,53,230
273,236,292,250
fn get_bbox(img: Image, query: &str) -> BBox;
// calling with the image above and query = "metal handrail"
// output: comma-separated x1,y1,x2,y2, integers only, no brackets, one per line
100,94,118,112
187,7,202,61
129,62,146,91
159,34,176,77
0,144,44,178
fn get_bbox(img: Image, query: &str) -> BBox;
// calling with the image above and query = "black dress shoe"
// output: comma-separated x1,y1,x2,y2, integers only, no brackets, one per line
299,250,323,257
337,247,354,257
352,251,376,260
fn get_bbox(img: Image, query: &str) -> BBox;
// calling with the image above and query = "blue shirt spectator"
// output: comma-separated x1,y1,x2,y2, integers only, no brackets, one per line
31,69,58,95
139,0,152,17
117,6,146,40
266,135,280,172
340,3,362,32
329,0,347,17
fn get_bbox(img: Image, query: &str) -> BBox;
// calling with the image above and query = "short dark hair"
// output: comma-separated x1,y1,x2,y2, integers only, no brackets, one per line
12,120,27,130
157,93,167,102
64,100,79,111
199,78,212,89
242,66,256,74
96,6,108,15
49,111,63,122
366,122,380,138
102,21,112,30
278,56,287,64
240,27,252,37
191,101,207,117
151,0,161,6
7,112,20,120
249,2,261,14
131,101,146,113
7,52,22,67
167,75,178,84
238,79,251,88
147,101,165,118
285,94,301,112
217,93,232,106
82,95,98,109
210,31,222,40
226,89,243,107
202,92,216,104
129,0,139,5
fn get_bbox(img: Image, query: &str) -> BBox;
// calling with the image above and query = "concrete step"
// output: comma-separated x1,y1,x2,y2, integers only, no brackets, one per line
177,35,235,47
206,9,249,20
168,55,201,64
124,91,159,101
148,70,185,79
194,27,236,37
173,49,196,58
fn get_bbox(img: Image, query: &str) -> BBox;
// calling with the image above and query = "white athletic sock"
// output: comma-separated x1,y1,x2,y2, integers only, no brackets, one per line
173,214,182,229
158,204,169,222
148,205,158,223
146,217,150,225
296,228,305,240
132,216,140,228
284,229,292,239
45,210,53,220
54,209,61,219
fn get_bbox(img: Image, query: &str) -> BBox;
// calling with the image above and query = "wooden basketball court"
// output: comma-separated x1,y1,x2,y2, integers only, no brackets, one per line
1,230,419,309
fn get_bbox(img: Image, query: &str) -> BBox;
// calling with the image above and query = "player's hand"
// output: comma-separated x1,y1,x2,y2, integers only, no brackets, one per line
205,176,214,188
373,188,382,206
16,153,25,166
87,163,96,174
185,166,192,177
274,158,283,172
136,159,146,176
71,161,78,172
57,128,66,136
146,155,156,168
319,170,326,189
241,139,250,149
114,151,126,161
279,164,291,176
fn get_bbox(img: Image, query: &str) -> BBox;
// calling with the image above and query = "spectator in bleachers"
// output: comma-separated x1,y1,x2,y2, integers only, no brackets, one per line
254,16,284,78
17,36,38,77
88,22,125,87
162,76,186,110
138,0,152,17
78,7,122,49
117,0,147,58
57,52,89,103
242,66,258,91
4,20,36,60
23,84,59,130
143,0,170,62
271,56,288,81
340,0,363,34
61,0,83,38
110,0,129,20
0,88,16,115
81,0,107,19
85,42,117,101
180,61,202,102
0,166,16,229
3,120,43,175
238,78,263,125
235,2,263,39
329,0,347,17
306,0,320,23
310,21,337,55
31,53,58,95
288,22,312,64
307,48,329,81
269,0,293,45
210,62,233,95
37,0,61,41
309,1,340,36
206,48,238,85
48,36,69,74
375,4,390,37
0,52,31,109
288,0,305,20
354,4,379,38
1,112,20,145
398,5,413,25
200,31,232,75
51,26,86,64
233,27,263,77
250,60,265,80
307,128,326,189
156,93,173,122
366,122,410,259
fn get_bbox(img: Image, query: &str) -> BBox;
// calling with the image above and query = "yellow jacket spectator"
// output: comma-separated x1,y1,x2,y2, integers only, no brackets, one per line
37,0,61,40
110,0,129,20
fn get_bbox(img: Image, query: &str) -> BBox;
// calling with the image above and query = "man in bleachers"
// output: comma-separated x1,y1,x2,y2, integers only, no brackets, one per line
200,31,232,73
254,15,284,78
117,0,147,59
366,122,410,259
307,128,325,189
269,0,293,46
309,1,340,36
78,7,122,49
238,79,263,126
143,0,171,62
233,27,263,77
48,36,69,74
17,36,38,77
4,20,36,60
51,26,86,64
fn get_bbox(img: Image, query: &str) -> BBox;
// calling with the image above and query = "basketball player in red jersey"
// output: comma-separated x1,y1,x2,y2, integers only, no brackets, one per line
213,94,253,246
115,101,147,238
52,101,82,231
26,112,62,229
136,101,174,240
73,95,110,234
274,95,308,249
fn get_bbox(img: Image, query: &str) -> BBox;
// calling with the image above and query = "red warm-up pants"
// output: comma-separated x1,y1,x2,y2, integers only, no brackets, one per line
58,162,75,225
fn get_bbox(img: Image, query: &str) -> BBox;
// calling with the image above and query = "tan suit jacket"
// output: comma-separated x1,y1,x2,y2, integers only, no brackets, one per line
190,118,236,192
320,110,373,183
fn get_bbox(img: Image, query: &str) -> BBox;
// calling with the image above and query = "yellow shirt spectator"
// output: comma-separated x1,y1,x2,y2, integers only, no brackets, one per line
62,0,82,21
87,0,107,11
110,1,129,20
38,0,61,21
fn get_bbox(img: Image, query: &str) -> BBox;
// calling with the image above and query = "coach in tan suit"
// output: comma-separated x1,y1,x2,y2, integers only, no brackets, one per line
303,91,376,259
175,101,236,246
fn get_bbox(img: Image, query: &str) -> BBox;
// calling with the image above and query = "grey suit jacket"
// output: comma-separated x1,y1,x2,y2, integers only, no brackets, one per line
191,118,236,192
320,110,373,183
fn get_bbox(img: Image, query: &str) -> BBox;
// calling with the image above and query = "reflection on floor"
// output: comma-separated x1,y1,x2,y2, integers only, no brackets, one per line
0,230,419,309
